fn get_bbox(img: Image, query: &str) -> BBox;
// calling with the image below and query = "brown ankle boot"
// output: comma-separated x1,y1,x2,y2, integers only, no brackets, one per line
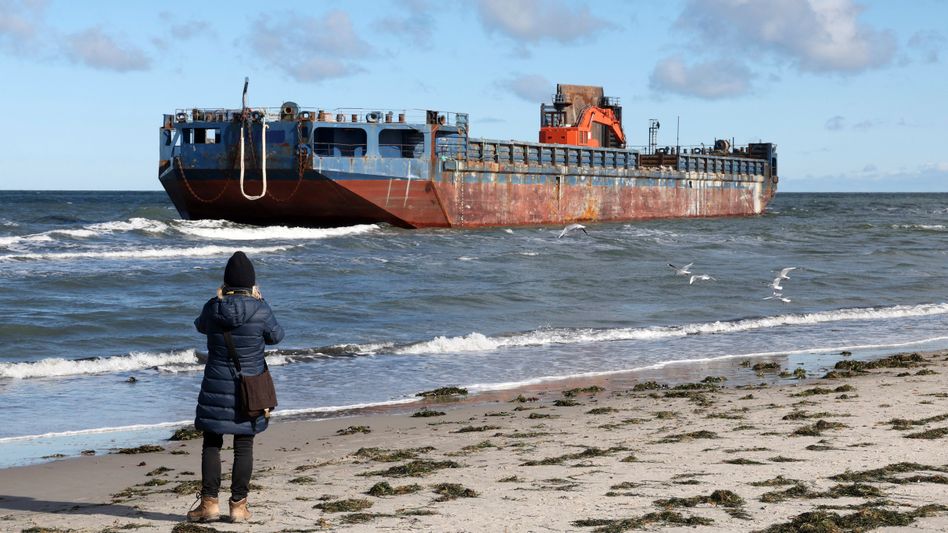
186,495,220,522
229,497,251,523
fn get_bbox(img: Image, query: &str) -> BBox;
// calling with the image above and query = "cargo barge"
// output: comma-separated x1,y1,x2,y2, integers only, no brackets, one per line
159,83,777,228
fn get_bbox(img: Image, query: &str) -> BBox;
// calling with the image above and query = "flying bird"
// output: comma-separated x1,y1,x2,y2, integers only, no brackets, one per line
768,277,784,291
668,262,694,276
557,224,588,238
764,293,792,303
776,267,797,280
689,274,716,285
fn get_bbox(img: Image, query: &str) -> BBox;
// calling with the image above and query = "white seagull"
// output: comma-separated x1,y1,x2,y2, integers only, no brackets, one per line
668,262,694,276
776,267,797,280
557,223,588,238
689,274,716,285
764,291,791,303
768,277,784,291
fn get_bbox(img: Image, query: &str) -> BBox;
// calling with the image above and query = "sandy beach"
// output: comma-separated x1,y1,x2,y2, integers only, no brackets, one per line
2,349,947,532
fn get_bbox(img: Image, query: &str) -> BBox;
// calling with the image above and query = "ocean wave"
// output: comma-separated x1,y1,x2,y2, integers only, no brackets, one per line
392,302,948,355
0,234,54,247
0,350,199,379
172,220,379,241
0,218,171,247
462,335,948,393
0,244,293,262
892,223,946,231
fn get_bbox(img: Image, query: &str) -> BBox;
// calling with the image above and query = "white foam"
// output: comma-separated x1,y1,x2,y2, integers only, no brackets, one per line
0,350,199,379
393,303,948,355
892,224,946,231
462,335,948,393
0,244,293,262
0,218,171,248
174,220,379,241
0,420,192,443
0,234,54,247
0,398,423,443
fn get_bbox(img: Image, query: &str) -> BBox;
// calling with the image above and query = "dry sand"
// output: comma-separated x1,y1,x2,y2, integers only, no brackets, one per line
2,349,947,532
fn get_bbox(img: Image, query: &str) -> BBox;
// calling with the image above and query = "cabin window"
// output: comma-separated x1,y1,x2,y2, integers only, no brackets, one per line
180,128,220,144
314,127,367,157
379,129,424,158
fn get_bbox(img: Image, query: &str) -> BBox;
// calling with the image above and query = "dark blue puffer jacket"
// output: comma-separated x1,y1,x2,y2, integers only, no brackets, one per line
194,293,284,435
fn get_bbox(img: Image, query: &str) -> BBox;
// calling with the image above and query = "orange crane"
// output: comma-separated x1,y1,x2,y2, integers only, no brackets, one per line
538,85,626,148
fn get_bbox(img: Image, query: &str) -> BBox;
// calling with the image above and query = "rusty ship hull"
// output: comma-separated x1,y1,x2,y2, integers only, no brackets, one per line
159,94,777,229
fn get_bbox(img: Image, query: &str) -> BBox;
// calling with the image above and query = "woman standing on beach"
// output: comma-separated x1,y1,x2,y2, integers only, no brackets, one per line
187,251,284,523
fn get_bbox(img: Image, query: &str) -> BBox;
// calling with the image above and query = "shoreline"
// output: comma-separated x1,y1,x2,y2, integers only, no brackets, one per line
2,347,947,531
3,337,948,469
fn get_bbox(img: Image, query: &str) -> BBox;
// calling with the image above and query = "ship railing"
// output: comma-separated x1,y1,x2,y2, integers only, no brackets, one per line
437,138,638,170
170,107,468,127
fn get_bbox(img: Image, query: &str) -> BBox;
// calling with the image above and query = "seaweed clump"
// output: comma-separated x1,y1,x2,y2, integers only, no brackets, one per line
792,385,855,397
354,446,435,462
655,430,718,444
791,419,847,437
314,498,374,513
830,462,948,484
563,385,605,397
336,426,371,435
363,459,461,478
411,408,445,418
416,386,468,398
116,445,164,454
366,481,422,496
432,482,477,501
655,489,748,518
833,353,926,373
169,426,203,441
521,446,629,466
573,511,713,532
758,504,947,533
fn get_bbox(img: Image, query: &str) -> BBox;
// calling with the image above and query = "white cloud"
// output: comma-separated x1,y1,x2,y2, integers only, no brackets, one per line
908,30,945,64
475,0,612,45
374,0,433,47
649,56,752,99
499,74,552,102
785,162,948,192
249,10,373,82
677,0,896,74
0,0,47,55
63,28,151,72
825,115,846,131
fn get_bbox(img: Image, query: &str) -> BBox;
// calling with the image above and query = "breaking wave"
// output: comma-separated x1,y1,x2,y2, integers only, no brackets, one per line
0,350,200,379
393,302,948,355
892,223,946,231
0,244,294,262
0,217,379,251
172,220,379,240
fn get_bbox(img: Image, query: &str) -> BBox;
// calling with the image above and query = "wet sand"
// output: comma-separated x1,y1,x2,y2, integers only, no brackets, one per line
2,349,947,532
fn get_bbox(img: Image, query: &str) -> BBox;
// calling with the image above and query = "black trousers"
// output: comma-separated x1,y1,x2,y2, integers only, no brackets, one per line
201,431,255,501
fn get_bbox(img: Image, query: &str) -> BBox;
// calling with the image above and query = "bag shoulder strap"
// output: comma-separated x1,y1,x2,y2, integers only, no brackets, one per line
222,331,268,376
222,331,242,376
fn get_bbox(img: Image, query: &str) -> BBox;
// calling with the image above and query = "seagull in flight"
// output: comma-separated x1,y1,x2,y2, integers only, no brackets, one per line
776,267,797,280
557,223,588,238
768,277,784,291
689,274,716,285
764,291,791,303
668,262,694,276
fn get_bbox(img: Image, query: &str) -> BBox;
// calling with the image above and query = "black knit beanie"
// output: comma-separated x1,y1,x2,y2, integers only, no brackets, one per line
224,251,255,288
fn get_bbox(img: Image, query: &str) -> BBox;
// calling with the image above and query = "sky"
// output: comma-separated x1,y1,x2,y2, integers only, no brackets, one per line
0,0,945,192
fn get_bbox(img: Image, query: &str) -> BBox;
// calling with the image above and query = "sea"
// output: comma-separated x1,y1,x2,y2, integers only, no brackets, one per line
1,191,946,467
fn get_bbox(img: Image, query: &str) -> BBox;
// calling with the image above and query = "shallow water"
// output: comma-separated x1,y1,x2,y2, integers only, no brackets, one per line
1,191,946,466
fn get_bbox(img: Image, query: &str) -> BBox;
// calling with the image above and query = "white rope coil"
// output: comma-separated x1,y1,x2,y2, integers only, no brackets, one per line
239,114,267,201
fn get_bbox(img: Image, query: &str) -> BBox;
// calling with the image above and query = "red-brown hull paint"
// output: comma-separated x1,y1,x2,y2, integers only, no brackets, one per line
160,168,775,229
